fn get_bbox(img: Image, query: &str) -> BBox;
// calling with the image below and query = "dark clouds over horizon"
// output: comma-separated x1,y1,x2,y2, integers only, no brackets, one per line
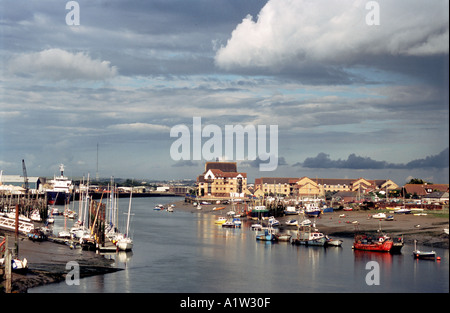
297,148,449,170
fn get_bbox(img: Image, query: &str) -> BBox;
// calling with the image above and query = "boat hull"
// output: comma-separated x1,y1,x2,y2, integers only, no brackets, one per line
292,237,327,246
353,240,393,252
413,251,436,260
47,191,71,205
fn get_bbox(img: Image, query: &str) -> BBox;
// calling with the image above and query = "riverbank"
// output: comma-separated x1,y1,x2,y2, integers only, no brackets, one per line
171,200,449,249
1,236,122,293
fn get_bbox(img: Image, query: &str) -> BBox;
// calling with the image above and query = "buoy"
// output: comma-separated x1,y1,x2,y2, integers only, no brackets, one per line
437,257,441,261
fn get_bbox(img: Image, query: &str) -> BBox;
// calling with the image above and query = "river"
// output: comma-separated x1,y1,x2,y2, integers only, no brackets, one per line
30,196,449,293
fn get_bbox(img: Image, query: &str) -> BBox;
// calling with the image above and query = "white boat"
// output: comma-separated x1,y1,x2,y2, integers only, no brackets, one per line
284,206,298,215
326,236,343,247
268,216,280,226
444,228,449,235
30,210,42,222
372,212,386,219
299,219,312,226
117,190,133,251
58,230,71,239
116,236,133,251
251,223,262,230
226,210,236,216
394,207,412,214
0,257,28,274
197,205,202,210
167,206,174,212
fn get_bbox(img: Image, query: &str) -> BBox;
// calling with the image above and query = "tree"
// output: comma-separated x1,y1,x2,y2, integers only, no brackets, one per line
407,178,433,184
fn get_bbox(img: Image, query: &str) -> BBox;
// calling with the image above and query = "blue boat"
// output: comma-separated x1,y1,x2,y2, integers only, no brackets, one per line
256,228,277,241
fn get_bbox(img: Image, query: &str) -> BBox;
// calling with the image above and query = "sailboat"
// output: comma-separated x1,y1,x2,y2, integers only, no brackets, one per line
413,240,436,260
116,190,134,251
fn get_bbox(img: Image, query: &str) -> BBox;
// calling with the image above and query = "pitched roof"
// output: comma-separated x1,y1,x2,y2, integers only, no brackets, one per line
204,162,237,173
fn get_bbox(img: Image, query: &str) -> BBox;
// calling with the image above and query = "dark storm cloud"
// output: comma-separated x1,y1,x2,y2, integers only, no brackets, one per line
297,148,449,170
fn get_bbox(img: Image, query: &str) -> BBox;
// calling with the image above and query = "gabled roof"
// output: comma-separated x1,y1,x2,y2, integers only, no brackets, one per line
204,162,237,173
404,184,449,196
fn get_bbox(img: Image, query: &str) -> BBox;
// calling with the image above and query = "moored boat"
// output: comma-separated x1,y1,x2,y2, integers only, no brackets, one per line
292,225,327,246
352,233,393,252
256,227,277,241
215,216,227,225
285,219,298,226
413,240,436,260
45,164,73,205
326,236,343,247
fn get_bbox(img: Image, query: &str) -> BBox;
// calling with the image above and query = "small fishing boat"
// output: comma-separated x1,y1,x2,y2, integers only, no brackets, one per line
215,217,227,225
222,220,236,228
352,233,393,252
285,219,298,226
304,203,321,217
167,206,174,212
268,216,280,227
292,225,327,246
284,206,298,215
27,229,47,241
413,240,436,260
326,236,343,247
299,219,312,226
256,228,277,241
394,207,411,214
251,223,262,230
154,204,164,210
372,212,386,219
343,207,353,211
385,215,394,221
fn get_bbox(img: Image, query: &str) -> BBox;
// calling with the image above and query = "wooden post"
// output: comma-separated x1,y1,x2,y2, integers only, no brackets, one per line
5,237,11,293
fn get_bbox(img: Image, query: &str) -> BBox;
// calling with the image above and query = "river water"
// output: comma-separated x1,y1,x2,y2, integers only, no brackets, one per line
30,196,448,293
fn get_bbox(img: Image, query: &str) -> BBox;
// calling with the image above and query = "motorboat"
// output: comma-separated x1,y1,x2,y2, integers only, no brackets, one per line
256,228,277,241
214,217,227,225
292,225,327,246
251,223,262,230
285,219,298,226
326,236,343,246
413,240,436,260
372,212,386,219
268,216,280,226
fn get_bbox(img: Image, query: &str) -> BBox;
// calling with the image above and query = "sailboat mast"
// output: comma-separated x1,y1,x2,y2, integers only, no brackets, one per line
125,188,133,237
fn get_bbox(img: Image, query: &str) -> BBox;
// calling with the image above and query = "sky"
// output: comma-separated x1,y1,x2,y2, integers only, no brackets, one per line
0,0,448,186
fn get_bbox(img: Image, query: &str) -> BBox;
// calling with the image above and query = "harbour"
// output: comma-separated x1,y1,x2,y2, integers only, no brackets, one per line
7,196,445,294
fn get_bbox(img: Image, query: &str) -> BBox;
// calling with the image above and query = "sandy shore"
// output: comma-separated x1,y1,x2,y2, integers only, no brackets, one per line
170,200,449,249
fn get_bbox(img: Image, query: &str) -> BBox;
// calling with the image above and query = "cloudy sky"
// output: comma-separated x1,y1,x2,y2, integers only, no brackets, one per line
0,0,448,185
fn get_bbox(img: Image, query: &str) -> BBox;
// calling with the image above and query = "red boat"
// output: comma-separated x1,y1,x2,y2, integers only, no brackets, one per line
353,234,394,252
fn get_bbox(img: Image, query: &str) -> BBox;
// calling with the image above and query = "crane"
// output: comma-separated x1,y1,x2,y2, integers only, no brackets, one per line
22,159,29,195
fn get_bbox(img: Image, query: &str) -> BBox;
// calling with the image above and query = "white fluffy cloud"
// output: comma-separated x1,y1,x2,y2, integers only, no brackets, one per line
215,0,449,71
8,48,118,80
